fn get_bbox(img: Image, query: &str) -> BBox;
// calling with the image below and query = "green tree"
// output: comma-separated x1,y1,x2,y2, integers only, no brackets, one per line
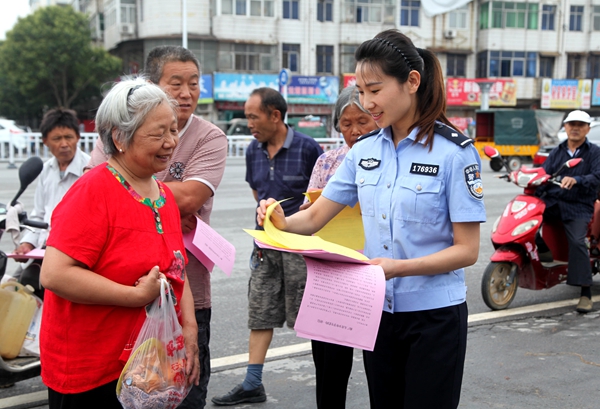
0,6,121,120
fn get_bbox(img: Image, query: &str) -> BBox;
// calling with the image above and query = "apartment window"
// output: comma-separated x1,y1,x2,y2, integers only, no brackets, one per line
447,54,466,77
283,0,299,19
283,44,300,73
105,0,116,27
251,0,274,16
316,45,334,74
479,2,489,29
593,6,600,30
570,6,583,31
341,45,358,73
218,43,275,72
588,55,600,79
489,2,538,29
477,51,487,77
120,0,136,24
566,55,582,78
541,5,555,30
479,50,536,78
448,5,467,29
400,1,419,27
222,0,274,16
317,0,333,22
343,0,395,24
538,56,554,78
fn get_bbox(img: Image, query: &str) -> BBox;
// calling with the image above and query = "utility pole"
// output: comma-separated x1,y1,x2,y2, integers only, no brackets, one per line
182,0,188,48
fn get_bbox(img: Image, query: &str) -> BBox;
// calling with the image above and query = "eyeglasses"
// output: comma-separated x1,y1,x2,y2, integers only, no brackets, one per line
127,84,144,101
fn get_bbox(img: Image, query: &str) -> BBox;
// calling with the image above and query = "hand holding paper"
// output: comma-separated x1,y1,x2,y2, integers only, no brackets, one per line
245,199,385,351
246,199,367,262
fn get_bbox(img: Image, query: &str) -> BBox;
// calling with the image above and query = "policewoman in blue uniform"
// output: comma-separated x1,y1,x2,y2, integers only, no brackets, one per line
257,29,486,409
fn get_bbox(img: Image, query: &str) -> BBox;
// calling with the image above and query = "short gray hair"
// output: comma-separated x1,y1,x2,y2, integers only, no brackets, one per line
333,86,369,132
145,46,200,84
95,77,178,156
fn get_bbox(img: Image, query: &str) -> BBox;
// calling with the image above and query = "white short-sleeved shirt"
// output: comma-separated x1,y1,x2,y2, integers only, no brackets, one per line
323,124,486,313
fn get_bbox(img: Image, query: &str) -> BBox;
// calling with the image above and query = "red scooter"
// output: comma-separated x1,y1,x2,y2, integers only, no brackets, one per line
481,146,600,310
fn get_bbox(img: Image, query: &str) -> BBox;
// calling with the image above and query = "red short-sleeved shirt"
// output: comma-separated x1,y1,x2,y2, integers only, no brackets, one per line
40,164,188,394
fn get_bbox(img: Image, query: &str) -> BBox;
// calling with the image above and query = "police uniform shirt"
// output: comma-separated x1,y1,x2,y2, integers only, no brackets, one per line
322,123,486,313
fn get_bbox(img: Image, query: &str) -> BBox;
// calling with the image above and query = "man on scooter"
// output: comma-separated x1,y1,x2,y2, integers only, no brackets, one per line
536,110,600,313
10,108,91,298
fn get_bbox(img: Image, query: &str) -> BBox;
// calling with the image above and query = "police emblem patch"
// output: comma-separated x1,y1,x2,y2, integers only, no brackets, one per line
359,158,381,170
464,163,483,200
169,162,185,180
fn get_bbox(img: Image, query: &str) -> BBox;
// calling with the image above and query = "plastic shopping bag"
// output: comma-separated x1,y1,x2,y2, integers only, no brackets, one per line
19,294,43,357
117,279,190,409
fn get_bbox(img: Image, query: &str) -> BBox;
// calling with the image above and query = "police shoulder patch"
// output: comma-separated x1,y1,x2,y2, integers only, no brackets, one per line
464,163,483,200
355,129,380,143
435,123,472,148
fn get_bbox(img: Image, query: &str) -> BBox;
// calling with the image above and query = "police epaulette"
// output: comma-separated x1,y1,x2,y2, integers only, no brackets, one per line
435,123,472,148
355,129,380,143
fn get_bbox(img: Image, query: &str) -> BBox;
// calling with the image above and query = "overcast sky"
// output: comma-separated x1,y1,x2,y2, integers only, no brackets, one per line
1,0,31,40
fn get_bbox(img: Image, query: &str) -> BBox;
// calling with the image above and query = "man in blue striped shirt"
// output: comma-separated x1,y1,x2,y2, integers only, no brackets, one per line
212,88,322,406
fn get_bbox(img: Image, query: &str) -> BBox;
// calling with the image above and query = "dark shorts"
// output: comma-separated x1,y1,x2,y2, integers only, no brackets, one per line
248,248,306,330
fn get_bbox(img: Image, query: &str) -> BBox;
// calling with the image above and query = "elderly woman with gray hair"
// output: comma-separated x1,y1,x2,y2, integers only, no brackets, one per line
304,85,377,409
40,77,200,409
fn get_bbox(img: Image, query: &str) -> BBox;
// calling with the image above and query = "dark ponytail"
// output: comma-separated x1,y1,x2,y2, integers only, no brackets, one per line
355,30,457,148
413,48,455,148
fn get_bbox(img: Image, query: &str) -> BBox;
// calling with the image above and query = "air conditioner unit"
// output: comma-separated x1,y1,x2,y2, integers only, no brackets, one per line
120,24,134,34
444,29,457,39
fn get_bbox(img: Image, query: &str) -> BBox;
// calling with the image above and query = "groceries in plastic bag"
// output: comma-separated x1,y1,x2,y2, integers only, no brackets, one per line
117,279,190,409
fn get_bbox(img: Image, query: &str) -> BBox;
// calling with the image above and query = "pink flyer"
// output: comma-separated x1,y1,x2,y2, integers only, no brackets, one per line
294,257,385,351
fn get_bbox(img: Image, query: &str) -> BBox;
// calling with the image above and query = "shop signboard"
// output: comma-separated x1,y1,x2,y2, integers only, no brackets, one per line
540,78,592,109
213,73,278,101
592,79,600,106
446,78,517,107
343,73,356,88
287,76,339,104
198,74,213,104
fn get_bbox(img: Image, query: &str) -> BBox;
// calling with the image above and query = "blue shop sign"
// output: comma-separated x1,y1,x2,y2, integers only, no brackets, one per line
287,76,339,104
199,74,213,104
214,73,278,101
593,79,600,106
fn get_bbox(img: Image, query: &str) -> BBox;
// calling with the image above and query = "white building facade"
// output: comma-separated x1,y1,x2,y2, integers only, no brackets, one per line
74,0,600,122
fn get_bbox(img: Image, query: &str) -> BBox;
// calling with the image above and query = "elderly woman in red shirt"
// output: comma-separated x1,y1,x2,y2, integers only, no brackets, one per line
40,77,199,409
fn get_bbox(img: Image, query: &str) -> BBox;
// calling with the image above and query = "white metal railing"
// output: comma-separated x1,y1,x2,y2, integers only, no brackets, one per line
0,133,345,166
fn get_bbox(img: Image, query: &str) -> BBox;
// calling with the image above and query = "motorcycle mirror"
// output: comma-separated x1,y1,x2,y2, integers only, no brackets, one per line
10,156,44,207
552,157,583,179
565,158,583,168
483,146,500,159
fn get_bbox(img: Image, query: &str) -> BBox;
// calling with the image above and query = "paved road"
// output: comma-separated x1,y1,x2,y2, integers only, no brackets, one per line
1,157,599,408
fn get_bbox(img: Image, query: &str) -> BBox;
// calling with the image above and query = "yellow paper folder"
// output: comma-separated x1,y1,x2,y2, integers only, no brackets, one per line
304,189,365,251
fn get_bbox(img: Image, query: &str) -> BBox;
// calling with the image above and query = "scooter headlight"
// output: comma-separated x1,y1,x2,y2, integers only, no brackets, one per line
511,220,539,236
491,216,501,233
510,201,527,213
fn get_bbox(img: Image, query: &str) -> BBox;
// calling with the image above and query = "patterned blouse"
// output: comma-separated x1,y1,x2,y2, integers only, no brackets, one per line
307,144,350,191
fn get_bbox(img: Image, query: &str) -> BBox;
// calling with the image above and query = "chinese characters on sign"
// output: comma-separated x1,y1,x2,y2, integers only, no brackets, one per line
446,78,517,107
540,79,592,109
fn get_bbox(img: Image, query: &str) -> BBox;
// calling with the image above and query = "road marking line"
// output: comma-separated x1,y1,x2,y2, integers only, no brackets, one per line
468,294,600,324
0,390,47,408
212,295,599,369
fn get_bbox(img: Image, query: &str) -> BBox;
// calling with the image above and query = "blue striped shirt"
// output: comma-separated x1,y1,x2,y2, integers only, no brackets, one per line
246,126,323,224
